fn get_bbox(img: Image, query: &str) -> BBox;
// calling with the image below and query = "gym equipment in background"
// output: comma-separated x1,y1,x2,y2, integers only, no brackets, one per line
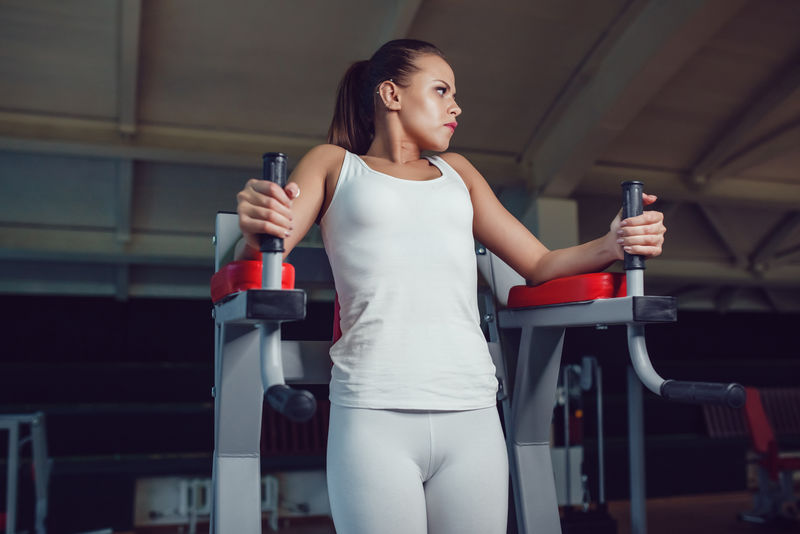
555,357,617,533
1,412,49,534
739,387,800,525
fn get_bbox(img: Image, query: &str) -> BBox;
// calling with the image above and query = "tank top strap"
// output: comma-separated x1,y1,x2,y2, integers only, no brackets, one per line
423,154,469,193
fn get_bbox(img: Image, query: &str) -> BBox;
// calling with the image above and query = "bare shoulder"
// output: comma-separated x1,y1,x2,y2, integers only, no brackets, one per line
439,151,472,171
296,144,347,174
439,152,484,191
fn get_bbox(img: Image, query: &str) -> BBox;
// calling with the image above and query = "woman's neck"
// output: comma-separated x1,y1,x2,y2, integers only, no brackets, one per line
366,117,421,163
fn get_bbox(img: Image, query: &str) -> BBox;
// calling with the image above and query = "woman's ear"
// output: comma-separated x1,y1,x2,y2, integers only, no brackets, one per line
376,81,401,111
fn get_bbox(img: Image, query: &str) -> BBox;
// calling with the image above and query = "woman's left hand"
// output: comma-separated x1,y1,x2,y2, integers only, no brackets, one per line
609,193,666,260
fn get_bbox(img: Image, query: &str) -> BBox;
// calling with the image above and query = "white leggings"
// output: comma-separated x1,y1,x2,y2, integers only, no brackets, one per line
326,404,509,534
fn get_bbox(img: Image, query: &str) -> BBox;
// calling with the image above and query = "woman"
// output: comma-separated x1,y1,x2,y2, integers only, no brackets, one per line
237,39,665,534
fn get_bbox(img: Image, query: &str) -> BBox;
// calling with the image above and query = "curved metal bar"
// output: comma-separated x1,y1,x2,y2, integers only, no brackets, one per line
627,324,666,396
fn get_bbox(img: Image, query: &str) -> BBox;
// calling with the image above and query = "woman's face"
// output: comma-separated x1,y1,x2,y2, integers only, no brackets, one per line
396,54,462,152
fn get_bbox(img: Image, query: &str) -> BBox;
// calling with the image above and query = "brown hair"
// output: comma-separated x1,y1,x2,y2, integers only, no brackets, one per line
327,39,446,155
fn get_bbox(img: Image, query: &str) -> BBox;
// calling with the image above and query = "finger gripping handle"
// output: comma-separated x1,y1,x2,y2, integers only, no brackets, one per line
260,152,288,254
660,380,746,408
621,180,645,270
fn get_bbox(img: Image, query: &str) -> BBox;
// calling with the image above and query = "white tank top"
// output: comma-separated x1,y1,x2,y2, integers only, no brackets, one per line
320,150,498,410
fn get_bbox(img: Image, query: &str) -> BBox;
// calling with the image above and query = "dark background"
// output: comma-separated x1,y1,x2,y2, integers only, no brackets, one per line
1,294,798,532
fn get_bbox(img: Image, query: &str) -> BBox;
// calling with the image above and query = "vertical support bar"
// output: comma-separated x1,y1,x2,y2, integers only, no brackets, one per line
260,152,288,391
212,325,264,534
596,366,606,505
627,366,647,534
31,414,49,534
563,368,571,506
259,322,283,389
6,421,19,534
509,326,565,534
115,159,133,244
117,0,142,136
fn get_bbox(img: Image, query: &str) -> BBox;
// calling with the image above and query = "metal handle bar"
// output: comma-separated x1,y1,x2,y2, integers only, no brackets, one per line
622,181,745,408
260,153,316,422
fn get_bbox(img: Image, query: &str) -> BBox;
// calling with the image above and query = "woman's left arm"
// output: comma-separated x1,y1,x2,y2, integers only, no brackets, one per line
441,153,666,286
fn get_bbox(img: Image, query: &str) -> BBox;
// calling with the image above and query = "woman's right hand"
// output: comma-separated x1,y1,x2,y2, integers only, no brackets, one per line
236,179,301,253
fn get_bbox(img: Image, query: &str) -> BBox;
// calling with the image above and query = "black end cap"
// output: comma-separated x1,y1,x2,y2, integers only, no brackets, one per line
266,384,317,423
245,289,306,322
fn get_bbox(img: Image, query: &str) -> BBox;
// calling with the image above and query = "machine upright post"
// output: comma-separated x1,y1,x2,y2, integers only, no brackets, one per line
260,152,288,392
627,366,647,534
31,414,49,534
508,326,565,534
596,365,605,506
259,153,316,422
5,421,19,534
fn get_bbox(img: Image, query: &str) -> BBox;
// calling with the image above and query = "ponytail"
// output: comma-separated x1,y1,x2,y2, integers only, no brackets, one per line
326,39,446,155
327,60,373,155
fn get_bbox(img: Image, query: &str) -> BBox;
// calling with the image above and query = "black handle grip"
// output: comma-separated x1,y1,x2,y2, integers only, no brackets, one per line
621,181,645,270
266,384,317,422
260,152,288,254
660,380,746,408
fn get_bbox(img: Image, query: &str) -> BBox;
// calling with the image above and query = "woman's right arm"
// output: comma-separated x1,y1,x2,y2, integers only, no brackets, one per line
235,144,344,260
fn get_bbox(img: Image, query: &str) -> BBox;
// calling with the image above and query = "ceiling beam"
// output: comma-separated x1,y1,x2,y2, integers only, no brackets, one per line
527,0,747,197
117,0,142,136
519,0,648,164
711,121,800,180
690,53,800,185
584,162,800,208
772,243,800,268
0,110,310,169
750,211,800,273
3,225,799,289
0,226,213,267
695,204,749,268
115,159,133,243
0,110,525,183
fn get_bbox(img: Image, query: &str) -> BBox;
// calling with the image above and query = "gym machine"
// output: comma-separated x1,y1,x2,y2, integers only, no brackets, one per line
209,158,746,534
739,387,800,525
210,153,324,533
483,181,745,534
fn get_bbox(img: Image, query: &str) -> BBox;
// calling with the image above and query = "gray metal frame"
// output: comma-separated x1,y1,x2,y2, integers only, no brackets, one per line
497,293,663,534
210,212,672,534
1,412,50,534
210,213,332,534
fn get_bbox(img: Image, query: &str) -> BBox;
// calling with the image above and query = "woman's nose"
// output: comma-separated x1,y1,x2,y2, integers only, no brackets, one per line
450,101,461,117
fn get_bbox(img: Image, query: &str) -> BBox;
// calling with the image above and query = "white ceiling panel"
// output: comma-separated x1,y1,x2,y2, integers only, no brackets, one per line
138,0,392,136
0,0,119,119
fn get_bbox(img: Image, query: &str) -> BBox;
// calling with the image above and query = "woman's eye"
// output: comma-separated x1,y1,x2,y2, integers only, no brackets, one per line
436,87,447,96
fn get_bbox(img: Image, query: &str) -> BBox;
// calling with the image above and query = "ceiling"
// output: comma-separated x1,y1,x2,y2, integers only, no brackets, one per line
1,0,799,311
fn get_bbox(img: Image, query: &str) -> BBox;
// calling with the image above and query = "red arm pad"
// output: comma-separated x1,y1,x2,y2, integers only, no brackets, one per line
210,260,296,303
507,272,626,309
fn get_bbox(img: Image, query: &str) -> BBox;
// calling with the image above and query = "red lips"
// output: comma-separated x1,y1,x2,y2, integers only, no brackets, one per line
445,122,458,132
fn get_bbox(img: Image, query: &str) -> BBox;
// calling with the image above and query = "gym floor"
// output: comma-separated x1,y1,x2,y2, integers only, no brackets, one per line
125,490,794,533
607,491,794,533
